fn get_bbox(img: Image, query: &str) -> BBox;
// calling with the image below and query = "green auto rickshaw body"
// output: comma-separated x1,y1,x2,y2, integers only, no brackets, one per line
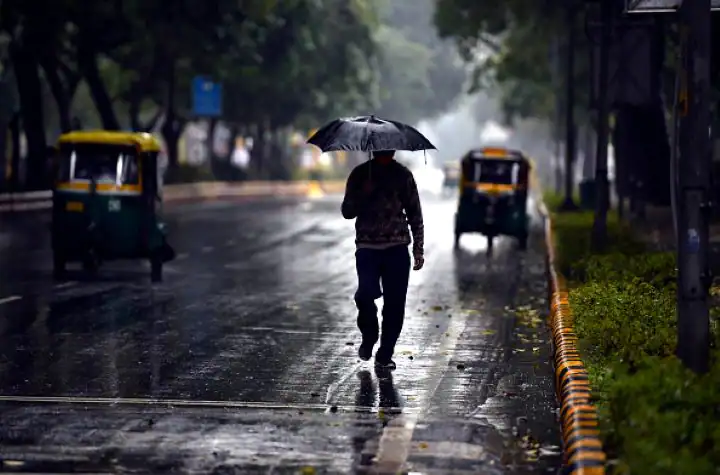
453,147,531,249
51,130,172,281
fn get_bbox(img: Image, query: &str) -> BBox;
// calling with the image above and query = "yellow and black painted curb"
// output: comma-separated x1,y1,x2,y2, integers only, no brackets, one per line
542,205,607,475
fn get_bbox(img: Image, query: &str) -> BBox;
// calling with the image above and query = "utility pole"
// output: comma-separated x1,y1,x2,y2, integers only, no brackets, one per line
560,1,579,210
675,0,711,373
591,0,613,251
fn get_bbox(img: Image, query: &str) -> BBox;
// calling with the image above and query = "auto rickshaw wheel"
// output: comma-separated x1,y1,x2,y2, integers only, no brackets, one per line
53,252,66,280
150,255,163,282
82,252,99,274
518,234,528,250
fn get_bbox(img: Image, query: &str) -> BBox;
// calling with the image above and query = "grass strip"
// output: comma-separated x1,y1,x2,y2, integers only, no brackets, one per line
545,192,720,475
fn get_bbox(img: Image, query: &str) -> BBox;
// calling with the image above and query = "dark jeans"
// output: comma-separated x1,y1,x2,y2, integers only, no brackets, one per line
354,245,411,360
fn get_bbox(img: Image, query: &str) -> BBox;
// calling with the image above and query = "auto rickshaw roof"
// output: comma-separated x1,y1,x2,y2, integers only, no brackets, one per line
464,147,526,161
57,130,162,152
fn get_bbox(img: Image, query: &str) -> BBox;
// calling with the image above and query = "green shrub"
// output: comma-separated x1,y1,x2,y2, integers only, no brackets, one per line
572,278,676,369
581,251,676,289
548,195,720,475
600,358,720,475
542,190,582,212
550,209,643,278
542,190,567,212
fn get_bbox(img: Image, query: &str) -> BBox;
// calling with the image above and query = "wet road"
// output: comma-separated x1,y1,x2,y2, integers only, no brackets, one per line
0,194,560,474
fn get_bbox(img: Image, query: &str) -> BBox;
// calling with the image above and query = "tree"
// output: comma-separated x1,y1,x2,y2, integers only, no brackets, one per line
371,0,467,125
433,0,591,126
371,26,434,123
0,0,390,186
0,0,70,188
213,0,378,177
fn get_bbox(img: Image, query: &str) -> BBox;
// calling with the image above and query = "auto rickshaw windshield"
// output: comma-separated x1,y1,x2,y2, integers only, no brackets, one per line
57,144,140,186
467,159,519,185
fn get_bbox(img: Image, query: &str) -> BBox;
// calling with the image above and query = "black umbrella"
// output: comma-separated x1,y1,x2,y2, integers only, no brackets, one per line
307,115,436,152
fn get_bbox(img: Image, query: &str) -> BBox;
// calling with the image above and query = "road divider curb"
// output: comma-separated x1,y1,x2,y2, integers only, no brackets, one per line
0,180,345,213
541,202,607,475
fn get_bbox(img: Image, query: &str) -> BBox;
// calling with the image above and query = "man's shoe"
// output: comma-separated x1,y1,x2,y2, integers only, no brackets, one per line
358,341,374,361
374,358,396,370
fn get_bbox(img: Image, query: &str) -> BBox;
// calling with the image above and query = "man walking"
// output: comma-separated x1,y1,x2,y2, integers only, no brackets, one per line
341,150,424,370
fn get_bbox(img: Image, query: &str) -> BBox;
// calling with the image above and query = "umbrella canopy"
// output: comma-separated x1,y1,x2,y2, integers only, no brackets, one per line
307,115,436,153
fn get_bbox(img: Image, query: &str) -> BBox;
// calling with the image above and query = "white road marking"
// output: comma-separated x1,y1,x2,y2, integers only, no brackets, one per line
54,281,77,289
372,313,467,473
243,326,349,336
0,295,21,305
0,395,421,413
176,253,189,260
226,239,236,245
201,246,214,253
325,362,364,408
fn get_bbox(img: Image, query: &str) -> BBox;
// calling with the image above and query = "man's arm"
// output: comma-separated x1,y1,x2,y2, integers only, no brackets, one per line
341,169,360,219
403,172,424,260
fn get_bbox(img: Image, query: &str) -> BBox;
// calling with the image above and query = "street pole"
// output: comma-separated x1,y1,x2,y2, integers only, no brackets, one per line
561,2,579,210
675,0,711,373
591,0,613,251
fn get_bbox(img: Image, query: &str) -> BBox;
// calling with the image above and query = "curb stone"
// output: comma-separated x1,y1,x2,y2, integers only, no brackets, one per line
540,202,607,475
0,180,345,213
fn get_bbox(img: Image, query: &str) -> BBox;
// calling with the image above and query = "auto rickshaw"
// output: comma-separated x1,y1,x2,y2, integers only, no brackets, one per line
442,162,460,196
51,130,174,282
454,147,531,250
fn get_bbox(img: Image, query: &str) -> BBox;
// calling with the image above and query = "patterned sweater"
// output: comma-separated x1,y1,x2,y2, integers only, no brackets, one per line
341,159,424,258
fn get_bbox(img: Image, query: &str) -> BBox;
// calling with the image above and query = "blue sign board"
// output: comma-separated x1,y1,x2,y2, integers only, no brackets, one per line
192,76,222,117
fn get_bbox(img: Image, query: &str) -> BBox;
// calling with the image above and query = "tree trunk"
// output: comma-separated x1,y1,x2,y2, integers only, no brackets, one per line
249,122,264,179
646,102,671,206
207,118,218,160
128,84,142,131
78,42,120,130
162,124,180,171
161,59,182,171
9,113,21,191
141,109,163,132
207,118,225,179
10,41,47,190
39,56,73,132
0,120,7,191
226,123,238,161
128,80,159,132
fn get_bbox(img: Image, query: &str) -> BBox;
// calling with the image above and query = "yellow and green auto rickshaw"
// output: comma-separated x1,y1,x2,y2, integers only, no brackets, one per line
51,130,174,281
454,147,531,250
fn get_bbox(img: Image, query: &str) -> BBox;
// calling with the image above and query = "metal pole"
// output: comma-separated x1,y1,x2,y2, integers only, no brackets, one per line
676,0,711,373
591,0,613,251
561,2,578,210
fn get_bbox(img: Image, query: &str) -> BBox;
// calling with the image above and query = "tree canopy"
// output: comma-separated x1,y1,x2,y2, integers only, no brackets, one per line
0,0,470,188
433,0,591,127
371,0,467,125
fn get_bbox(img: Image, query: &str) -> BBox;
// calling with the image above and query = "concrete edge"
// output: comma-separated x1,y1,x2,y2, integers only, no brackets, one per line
0,180,345,213
539,201,607,475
